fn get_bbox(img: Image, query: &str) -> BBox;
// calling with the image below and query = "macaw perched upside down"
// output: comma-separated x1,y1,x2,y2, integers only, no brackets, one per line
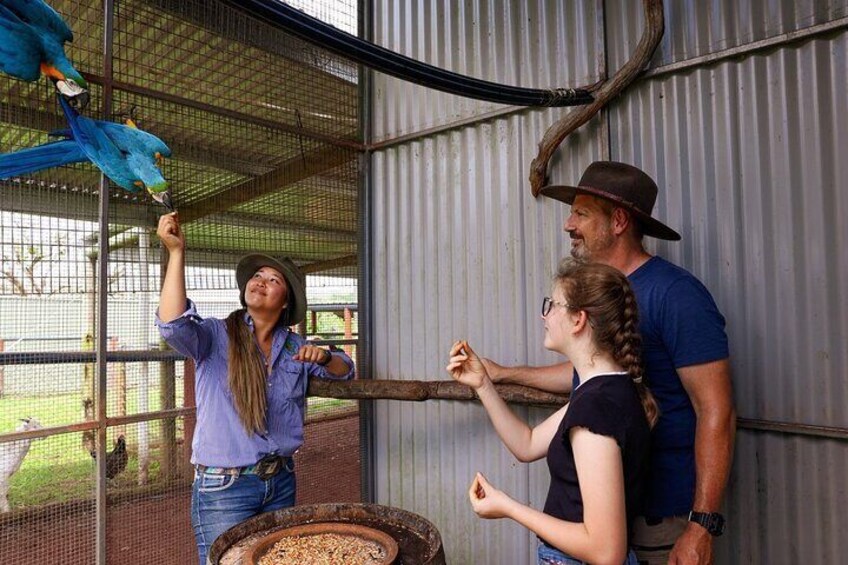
0,95,173,210
0,0,89,108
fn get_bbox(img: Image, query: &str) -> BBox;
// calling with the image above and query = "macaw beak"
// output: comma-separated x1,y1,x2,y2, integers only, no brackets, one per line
42,64,90,110
150,189,174,212
67,89,90,111
55,79,89,110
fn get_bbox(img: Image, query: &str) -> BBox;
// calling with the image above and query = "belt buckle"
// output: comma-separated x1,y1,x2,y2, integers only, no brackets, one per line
254,455,281,481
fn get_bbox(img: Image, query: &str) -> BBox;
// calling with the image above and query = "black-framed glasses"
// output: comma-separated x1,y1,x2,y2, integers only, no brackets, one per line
542,296,572,317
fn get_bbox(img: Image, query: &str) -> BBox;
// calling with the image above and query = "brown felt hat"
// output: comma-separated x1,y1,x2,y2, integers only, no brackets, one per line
236,254,306,326
540,161,681,241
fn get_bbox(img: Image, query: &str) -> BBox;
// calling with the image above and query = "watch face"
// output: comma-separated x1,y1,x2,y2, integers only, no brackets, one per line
707,514,725,536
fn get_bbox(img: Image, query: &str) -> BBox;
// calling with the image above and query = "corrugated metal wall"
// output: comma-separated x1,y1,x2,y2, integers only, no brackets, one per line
370,1,848,563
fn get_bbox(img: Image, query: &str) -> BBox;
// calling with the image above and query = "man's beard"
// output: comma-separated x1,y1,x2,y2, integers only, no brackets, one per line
569,226,614,262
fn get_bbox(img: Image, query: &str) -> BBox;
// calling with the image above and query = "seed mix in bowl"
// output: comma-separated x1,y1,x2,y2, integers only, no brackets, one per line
257,532,388,565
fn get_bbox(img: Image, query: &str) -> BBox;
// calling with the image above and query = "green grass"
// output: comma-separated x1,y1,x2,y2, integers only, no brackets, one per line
1,392,354,510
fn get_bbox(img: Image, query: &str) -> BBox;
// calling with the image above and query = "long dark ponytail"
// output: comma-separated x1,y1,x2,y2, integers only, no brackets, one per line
225,309,268,434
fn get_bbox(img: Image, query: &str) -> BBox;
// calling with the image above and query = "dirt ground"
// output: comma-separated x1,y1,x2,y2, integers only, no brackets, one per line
0,414,361,565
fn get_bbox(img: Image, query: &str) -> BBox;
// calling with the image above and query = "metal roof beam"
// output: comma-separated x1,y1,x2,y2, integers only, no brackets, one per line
178,145,356,224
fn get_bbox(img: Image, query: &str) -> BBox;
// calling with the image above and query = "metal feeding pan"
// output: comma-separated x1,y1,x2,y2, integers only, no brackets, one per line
209,503,445,565
245,522,398,564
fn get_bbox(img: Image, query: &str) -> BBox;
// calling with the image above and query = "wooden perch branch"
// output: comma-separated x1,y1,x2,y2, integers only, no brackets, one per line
529,0,664,195
307,378,569,408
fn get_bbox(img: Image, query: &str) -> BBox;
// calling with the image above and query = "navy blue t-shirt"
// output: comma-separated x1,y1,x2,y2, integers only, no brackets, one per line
571,256,729,517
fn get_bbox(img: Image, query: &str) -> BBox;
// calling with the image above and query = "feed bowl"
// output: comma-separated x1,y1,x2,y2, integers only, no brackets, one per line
246,522,398,565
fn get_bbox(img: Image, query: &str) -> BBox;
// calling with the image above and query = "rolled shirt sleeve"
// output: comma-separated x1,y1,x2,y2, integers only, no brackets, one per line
155,299,215,361
308,349,355,381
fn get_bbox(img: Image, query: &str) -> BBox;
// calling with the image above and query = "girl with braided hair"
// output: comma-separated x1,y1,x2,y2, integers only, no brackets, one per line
447,260,657,565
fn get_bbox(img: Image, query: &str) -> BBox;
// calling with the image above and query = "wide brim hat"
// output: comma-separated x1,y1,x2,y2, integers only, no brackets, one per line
236,254,307,326
539,161,681,241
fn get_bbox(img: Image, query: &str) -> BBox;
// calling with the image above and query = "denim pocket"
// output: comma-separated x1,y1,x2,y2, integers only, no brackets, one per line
196,472,237,493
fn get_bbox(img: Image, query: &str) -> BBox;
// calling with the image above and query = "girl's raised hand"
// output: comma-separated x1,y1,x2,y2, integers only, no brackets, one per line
446,340,489,389
468,472,512,519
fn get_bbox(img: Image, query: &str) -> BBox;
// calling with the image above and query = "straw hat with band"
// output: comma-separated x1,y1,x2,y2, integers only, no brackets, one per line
539,161,681,241
236,254,307,326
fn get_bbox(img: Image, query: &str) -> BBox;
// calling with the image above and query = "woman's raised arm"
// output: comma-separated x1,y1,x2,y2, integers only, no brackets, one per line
157,212,187,322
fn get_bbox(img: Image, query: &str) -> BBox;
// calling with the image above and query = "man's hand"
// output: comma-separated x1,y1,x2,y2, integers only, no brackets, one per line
668,522,713,565
480,358,506,383
468,472,512,519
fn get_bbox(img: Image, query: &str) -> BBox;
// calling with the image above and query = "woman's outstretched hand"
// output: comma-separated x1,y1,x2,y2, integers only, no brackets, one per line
447,340,489,390
468,472,512,519
157,212,185,253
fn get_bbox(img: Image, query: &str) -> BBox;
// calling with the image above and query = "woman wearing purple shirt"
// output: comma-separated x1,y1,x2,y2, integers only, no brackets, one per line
155,213,354,565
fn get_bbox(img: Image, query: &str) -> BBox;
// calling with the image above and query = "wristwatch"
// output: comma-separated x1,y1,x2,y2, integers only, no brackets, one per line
317,349,333,366
688,511,725,536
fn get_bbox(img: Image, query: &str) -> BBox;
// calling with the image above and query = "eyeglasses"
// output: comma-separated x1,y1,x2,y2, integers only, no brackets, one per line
542,296,572,317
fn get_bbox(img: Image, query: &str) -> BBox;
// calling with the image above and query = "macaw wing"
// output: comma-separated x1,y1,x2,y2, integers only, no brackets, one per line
98,121,172,158
0,5,42,81
0,140,88,178
58,96,137,191
59,95,122,162
11,0,74,42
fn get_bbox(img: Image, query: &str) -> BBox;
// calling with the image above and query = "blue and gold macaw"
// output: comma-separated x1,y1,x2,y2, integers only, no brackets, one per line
0,0,89,108
0,96,173,209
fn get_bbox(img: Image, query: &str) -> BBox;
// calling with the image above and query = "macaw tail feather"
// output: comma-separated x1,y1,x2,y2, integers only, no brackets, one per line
0,141,89,179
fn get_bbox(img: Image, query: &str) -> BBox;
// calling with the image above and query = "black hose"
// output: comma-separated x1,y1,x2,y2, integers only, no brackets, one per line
232,0,594,107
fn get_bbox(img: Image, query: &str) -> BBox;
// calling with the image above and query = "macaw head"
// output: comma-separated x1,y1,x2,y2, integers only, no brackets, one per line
41,61,89,110
131,155,173,212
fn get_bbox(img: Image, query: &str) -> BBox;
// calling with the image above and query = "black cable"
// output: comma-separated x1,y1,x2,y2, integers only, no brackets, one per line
231,0,594,107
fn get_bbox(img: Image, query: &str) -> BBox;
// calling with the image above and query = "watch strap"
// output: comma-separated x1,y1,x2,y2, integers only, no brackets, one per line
688,511,725,537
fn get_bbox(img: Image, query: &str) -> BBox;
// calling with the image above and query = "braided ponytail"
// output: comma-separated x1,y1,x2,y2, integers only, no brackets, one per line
615,281,659,428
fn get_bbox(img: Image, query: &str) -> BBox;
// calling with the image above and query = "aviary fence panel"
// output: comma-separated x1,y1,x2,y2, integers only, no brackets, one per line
0,1,362,564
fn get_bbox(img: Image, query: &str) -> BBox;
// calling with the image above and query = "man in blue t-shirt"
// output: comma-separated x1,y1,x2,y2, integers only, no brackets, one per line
483,161,735,565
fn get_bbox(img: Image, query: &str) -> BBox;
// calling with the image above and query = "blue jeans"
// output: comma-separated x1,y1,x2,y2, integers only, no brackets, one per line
191,461,296,565
538,541,639,565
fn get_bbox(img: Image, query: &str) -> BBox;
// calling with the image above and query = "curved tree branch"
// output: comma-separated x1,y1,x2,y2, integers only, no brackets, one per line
529,0,665,196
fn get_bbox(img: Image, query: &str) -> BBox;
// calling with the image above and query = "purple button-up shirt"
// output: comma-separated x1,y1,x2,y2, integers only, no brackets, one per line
156,300,354,467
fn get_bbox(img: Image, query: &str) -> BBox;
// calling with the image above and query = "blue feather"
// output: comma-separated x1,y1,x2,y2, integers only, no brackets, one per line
0,0,88,105
1,95,172,205
0,140,87,178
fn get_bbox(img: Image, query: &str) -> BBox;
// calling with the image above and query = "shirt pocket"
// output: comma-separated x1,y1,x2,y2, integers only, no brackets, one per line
271,360,306,404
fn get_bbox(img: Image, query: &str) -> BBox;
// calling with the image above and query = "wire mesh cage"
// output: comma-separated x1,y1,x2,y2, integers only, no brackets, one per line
1,0,363,563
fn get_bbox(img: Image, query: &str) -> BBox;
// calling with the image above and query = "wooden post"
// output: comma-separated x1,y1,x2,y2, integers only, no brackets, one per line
310,311,317,336
82,333,95,453
343,307,353,357
0,339,4,398
111,337,127,437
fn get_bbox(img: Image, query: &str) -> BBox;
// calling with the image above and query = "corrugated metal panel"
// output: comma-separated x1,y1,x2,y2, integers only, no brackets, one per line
372,0,603,141
372,115,604,564
371,1,848,563
607,0,848,69
608,30,848,561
